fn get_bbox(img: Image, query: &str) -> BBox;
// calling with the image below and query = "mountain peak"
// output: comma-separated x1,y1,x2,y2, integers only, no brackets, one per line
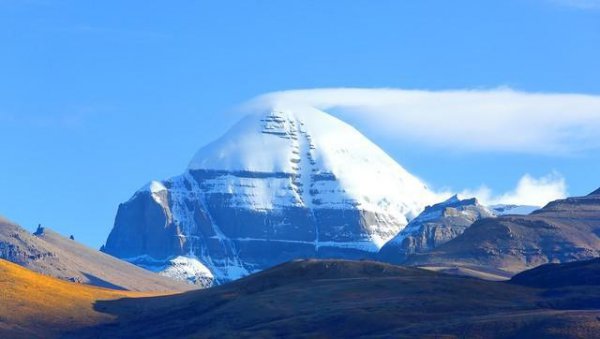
437,195,480,209
186,108,438,216
379,194,495,263
445,194,461,204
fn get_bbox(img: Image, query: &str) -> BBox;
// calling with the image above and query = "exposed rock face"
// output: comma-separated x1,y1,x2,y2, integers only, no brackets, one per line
103,184,182,260
0,216,193,291
103,109,438,283
406,188,600,277
378,196,494,264
1,219,61,269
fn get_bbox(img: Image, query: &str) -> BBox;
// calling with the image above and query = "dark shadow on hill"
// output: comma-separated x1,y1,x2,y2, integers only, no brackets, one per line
510,258,600,288
82,273,127,291
69,259,600,339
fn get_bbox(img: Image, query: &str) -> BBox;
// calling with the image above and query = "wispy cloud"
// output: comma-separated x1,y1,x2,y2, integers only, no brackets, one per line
461,172,567,207
248,88,600,155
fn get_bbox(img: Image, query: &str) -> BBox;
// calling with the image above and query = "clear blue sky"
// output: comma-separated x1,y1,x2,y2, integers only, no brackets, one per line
0,0,599,248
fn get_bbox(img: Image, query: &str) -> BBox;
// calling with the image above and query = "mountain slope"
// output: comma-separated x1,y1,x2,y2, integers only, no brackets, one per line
510,257,600,288
0,217,192,291
378,195,494,264
0,259,158,338
103,109,439,283
406,188,600,277
73,259,600,338
3,258,600,338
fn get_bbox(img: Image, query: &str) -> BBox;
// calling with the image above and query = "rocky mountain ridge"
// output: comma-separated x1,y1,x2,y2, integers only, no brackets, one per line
406,188,600,277
378,195,495,263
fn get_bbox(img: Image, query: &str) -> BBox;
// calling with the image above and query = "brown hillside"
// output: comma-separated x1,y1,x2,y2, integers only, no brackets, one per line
75,259,600,338
0,216,191,292
407,190,600,277
0,259,160,338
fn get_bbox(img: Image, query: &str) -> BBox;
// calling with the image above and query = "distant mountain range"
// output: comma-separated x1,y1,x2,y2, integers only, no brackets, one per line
378,195,495,264
406,188,600,278
0,217,192,292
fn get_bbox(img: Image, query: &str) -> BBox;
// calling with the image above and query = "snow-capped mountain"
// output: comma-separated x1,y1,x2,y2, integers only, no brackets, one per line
102,108,439,284
379,195,495,263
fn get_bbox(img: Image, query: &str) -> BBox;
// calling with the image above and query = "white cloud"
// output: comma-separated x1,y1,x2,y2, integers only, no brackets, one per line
247,88,600,155
460,173,568,207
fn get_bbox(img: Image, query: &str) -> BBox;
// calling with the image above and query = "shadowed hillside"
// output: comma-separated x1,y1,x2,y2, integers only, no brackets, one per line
3,258,600,338
511,257,600,288
73,259,600,338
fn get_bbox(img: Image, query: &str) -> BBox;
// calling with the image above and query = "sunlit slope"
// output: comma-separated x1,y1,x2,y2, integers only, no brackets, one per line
0,216,192,292
0,259,155,338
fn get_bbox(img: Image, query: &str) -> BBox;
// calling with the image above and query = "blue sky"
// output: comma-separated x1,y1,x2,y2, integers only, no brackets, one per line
0,0,599,248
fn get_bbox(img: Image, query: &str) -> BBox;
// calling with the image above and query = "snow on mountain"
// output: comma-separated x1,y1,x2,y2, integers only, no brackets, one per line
489,204,540,215
189,108,436,221
103,108,441,284
133,256,214,288
379,195,495,263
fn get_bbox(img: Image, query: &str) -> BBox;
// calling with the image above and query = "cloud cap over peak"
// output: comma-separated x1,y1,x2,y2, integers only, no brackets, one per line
248,88,600,155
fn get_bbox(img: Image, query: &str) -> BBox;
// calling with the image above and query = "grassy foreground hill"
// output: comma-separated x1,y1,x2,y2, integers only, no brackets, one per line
2,258,600,338
0,259,165,338
78,260,600,338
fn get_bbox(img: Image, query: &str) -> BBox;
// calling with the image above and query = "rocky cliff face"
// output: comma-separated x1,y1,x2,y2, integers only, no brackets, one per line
103,109,440,283
406,188,600,277
378,195,495,264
